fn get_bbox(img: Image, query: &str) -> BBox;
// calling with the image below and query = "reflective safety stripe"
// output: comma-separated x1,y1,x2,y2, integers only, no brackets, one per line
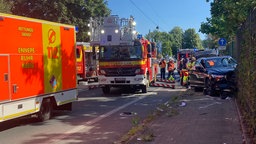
99,60,146,67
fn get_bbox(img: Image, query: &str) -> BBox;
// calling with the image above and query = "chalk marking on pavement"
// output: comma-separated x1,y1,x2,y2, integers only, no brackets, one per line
45,95,146,144
182,97,214,102
199,102,222,109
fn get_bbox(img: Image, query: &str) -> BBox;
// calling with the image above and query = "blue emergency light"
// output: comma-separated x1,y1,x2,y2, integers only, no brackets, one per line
137,34,142,39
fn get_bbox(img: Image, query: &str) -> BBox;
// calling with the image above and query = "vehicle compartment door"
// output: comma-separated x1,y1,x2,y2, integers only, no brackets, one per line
0,55,10,101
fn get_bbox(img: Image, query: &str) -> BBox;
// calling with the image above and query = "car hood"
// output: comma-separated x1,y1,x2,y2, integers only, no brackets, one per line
207,67,235,75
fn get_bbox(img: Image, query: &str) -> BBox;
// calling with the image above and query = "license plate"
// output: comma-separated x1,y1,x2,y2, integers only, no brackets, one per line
115,78,125,81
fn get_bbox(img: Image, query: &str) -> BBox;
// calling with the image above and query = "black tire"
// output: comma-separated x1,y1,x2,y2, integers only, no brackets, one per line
142,85,147,93
220,91,228,99
37,98,52,122
204,79,215,96
194,87,201,92
203,88,208,95
129,87,137,93
102,86,110,94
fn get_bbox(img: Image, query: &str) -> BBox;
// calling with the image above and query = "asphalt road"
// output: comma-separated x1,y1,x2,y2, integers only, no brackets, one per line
0,82,181,144
0,80,243,144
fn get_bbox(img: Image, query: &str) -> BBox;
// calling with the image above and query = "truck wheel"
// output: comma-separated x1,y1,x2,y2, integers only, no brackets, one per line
102,86,110,94
37,98,52,122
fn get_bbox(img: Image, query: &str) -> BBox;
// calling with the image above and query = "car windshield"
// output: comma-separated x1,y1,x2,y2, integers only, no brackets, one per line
99,45,143,60
204,57,236,68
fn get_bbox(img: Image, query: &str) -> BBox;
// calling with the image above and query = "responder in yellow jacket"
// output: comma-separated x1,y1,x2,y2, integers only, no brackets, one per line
183,57,196,88
186,57,196,71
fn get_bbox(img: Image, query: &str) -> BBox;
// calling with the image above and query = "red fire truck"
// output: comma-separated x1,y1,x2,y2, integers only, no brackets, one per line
76,42,99,82
90,15,158,94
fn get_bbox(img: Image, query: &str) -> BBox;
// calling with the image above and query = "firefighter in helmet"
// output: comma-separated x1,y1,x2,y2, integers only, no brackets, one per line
167,59,175,81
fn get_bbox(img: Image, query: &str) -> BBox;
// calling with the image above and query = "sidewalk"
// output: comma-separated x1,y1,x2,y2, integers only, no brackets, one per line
128,91,244,144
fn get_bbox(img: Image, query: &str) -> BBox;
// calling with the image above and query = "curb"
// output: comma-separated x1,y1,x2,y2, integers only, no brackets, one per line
235,98,249,144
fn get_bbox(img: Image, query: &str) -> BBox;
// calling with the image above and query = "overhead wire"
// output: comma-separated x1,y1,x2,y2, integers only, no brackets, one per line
129,0,164,31
145,0,169,32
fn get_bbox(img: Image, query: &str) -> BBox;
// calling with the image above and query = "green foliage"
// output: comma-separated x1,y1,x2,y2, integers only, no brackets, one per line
169,27,183,58
183,28,203,49
131,116,140,126
200,0,256,41
0,0,12,13
145,27,203,58
236,9,256,142
202,34,218,49
4,0,110,42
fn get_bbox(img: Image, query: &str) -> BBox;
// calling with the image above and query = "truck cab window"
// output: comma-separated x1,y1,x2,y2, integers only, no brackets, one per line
76,48,81,58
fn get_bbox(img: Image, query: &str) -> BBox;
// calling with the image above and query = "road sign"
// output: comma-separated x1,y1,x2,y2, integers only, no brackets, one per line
218,38,227,46
218,46,226,50
75,26,79,32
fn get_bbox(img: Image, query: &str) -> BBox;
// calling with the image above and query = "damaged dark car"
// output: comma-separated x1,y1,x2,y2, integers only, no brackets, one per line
189,56,237,99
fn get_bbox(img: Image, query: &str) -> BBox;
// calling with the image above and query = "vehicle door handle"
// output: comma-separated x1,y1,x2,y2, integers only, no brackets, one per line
13,84,18,93
4,73,8,81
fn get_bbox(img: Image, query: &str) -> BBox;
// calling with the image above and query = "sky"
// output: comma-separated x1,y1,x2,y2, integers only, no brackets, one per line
106,0,211,40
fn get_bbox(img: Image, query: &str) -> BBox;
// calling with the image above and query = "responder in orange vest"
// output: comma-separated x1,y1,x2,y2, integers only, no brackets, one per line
159,59,166,80
167,59,175,81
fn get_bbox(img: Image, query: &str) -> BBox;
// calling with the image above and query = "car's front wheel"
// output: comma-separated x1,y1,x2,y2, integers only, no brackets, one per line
204,78,215,96
194,87,202,92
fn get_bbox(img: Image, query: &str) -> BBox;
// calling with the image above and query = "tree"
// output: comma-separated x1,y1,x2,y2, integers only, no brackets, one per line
160,32,172,57
169,26,183,58
202,34,218,49
145,27,203,58
145,30,173,58
6,0,110,41
200,0,256,41
183,28,203,49
86,0,110,18
0,0,12,13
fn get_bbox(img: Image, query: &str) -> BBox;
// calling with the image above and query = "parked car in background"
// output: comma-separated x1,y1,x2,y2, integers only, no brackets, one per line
189,56,237,98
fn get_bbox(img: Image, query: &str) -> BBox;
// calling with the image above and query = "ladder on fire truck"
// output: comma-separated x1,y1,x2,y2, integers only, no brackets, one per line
88,15,137,44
